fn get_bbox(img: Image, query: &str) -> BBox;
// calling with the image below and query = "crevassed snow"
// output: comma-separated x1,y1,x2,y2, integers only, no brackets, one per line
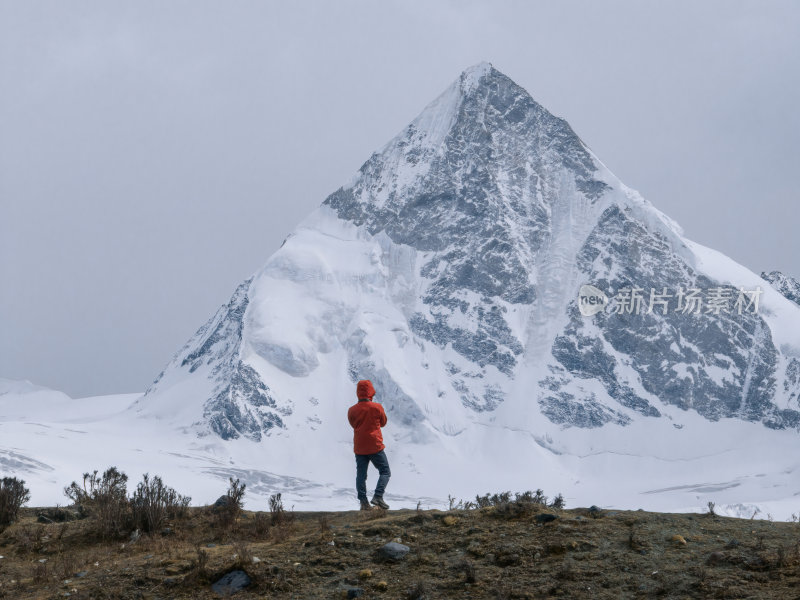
3,380,800,520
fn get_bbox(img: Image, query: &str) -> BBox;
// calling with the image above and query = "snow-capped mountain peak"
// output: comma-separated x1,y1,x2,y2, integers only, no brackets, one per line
137,64,800,444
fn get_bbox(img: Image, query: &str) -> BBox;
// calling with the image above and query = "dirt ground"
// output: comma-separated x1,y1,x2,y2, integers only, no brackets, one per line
2,501,800,599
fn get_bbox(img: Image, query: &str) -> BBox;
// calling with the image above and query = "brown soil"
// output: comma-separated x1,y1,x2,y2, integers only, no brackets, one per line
1,503,799,599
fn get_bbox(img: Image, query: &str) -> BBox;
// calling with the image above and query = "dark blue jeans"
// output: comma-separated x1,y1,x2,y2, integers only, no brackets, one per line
355,450,391,501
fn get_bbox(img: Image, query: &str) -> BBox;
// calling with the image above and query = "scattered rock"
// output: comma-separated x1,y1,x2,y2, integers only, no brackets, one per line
707,551,726,566
129,529,141,543
160,527,173,536
37,507,79,523
405,514,429,526
588,506,603,518
466,527,483,535
214,495,232,509
467,541,485,557
211,570,251,596
545,543,567,555
337,586,365,599
495,552,521,567
376,541,410,562
535,513,558,524
206,543,216,548
75,571,88,578
670,534,687,546
725,539,740,549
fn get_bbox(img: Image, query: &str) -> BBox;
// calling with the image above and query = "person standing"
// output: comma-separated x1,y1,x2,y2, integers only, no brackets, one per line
347,379,391,510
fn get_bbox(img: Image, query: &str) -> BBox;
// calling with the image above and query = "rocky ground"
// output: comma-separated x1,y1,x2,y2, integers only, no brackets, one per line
1,499,800,599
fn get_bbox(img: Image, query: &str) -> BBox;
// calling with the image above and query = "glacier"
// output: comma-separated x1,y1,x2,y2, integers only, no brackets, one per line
2,63,799,518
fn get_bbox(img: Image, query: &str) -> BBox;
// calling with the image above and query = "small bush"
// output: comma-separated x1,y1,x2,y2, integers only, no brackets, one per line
226,477,246,512
269,493,286,525
185,545,210,583
253,511,271,537
516,489,548,505
318,513,330,533
233,540,253,568
64,467,129,539
213,477,246,529
130,473,190,533
0,477,31,528
13,524,47,554
550,493,566,509
53,552,78,580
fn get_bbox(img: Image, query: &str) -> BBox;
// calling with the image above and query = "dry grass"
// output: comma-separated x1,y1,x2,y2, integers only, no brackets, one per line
1,502,800,598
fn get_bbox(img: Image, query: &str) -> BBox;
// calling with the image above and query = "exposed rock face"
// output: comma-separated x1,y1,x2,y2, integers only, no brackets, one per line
762,270,800,306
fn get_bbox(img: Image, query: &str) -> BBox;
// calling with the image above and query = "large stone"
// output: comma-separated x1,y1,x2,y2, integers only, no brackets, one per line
376,541,410,561
211,570,251,596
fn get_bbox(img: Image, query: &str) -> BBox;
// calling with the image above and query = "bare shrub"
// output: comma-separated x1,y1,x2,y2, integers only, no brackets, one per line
130,473,190,533
318,513,330,533
32,561,49,584
269,493,285,525
14,524,47,554
233,540,253,568
213,477,246,529
0,477,31,529
64,467,129,539
53,552,78,580
550,493,566,509
270,522,293,544
253,512,271,537
186,545,210,583
516,489,548,505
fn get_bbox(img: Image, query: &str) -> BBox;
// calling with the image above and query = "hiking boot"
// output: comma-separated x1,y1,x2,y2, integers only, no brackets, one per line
359,499,372,511
370,495,389,510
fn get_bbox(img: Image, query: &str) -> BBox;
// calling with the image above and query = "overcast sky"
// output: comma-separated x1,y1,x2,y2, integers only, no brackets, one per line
1,0,798,398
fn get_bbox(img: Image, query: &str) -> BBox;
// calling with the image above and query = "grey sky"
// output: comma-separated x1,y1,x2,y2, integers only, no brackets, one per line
1,0,798,398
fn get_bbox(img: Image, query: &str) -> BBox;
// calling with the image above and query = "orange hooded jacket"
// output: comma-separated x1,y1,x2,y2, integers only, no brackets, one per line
347,380,387,455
